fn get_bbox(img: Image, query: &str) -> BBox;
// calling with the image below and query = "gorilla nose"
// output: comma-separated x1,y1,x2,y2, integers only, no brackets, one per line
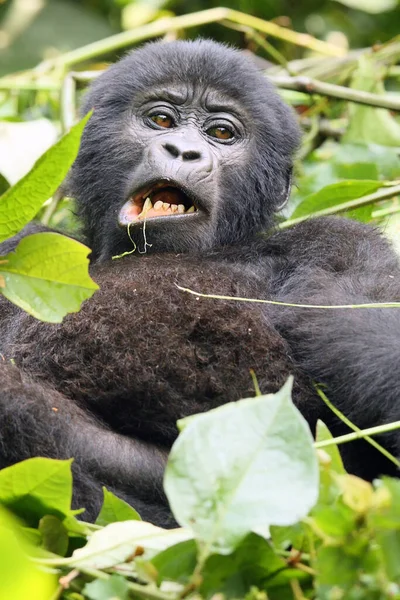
162,141,201,162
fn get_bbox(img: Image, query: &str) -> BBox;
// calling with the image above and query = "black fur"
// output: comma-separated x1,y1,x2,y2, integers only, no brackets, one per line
1,40,400,525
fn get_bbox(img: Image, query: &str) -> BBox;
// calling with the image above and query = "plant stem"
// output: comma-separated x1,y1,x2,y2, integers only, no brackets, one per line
35,8,343,70
279,183,400,230
315,420,400,449
270,74,400,110
316,387,400,467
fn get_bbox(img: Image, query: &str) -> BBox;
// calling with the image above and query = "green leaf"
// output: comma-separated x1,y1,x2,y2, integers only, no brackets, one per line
38,515,69,557
70,521,192,569
316,421,345,475
164,377,319,555
83,575,129,600
95,487,141,526
291,180,382,219
0,232,98,323
344,56,400,148
0,112,91,244
150,540,197,585
0,458,74,526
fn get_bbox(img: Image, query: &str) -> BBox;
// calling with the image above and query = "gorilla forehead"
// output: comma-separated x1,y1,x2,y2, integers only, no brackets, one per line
82,39,287,123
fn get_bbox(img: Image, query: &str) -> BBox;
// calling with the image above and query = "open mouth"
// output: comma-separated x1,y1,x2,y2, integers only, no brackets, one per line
118,181,198,226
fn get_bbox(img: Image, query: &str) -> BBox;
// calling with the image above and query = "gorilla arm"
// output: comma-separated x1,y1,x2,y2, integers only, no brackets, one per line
266,217,400,480
0,360,170,524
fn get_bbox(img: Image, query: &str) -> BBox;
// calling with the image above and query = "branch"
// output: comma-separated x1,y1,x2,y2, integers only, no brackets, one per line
270,74,400,111
33,8,343,70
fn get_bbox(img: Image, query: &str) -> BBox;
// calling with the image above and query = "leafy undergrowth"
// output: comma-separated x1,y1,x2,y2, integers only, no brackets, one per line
2,378,400,600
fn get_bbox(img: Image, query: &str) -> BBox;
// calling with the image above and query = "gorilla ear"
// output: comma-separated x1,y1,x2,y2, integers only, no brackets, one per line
274,168,293,212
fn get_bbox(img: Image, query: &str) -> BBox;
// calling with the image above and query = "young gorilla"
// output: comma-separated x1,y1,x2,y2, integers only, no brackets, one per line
1,40,400,526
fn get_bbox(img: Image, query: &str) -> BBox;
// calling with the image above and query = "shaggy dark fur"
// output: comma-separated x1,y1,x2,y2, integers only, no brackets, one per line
1,40,400,526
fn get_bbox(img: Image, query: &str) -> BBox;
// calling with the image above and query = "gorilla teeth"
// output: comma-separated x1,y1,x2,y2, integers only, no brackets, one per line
138,197,153,218
187,206,195,213
162,202,170,210
154,201,164,211
177,204,185,213
171,205,178,213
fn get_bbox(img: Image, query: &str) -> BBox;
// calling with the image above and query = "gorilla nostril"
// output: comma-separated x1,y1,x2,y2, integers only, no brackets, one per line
182,150,201,161
163,143,180,158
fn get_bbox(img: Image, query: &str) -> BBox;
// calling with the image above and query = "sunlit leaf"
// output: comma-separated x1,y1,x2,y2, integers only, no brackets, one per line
0,232,98,323
0,112,91,244
0,458,74,526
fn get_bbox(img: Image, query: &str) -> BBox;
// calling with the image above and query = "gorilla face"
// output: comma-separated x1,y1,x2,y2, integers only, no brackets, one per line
69,40,300,261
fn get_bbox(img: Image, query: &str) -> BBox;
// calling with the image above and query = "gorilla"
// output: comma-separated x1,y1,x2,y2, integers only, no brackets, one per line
1,40,400,527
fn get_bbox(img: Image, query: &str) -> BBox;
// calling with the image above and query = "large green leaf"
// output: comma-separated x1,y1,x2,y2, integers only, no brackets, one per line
164,378,319,556
0,458,74,526
291,180,382,219
0,232,98,323
0,112,91,244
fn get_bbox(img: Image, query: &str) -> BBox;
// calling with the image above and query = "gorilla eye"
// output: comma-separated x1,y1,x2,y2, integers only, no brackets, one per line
206,126,234,141
150,114,174,128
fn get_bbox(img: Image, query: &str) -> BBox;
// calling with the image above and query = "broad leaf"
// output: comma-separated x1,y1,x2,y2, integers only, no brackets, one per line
0,458,74,526
292,180,382,219
95,487,141,526
0,112,91,244
164,378,319,555
0,232,98,322
70,521,192,569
